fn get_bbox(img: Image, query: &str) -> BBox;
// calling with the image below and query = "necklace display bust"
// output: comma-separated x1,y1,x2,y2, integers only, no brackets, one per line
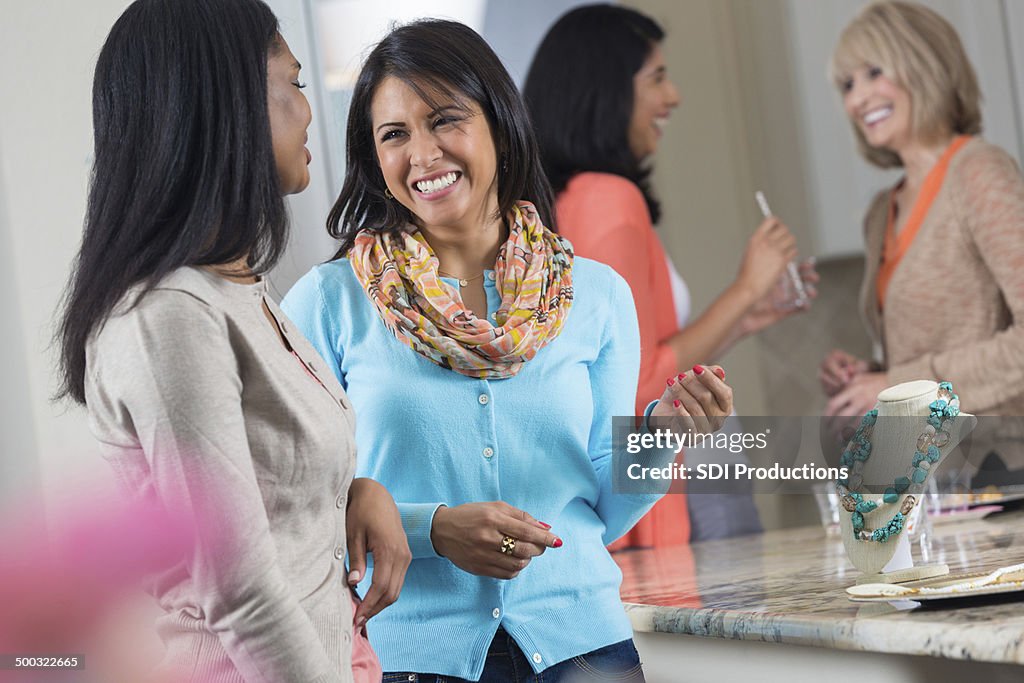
837,380,976,581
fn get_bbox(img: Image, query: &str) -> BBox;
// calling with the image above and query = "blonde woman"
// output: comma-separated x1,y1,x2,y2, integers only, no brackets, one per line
821,1,1024,427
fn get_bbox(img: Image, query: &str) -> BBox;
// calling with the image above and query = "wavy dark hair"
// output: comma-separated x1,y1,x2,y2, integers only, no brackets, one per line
56,0,286,404
523,4,664,223
328,19,556,256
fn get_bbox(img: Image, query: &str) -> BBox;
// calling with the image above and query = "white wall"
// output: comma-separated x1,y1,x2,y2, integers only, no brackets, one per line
1004,0,1024,151
0,137,40,503
0,1,132,512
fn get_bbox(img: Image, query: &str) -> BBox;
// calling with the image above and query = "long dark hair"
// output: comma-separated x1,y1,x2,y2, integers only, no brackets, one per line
524,4,664,223
328,19,556,256
56,0,286,404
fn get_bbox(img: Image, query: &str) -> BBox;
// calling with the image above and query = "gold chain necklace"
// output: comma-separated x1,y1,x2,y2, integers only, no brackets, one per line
437,269,485,287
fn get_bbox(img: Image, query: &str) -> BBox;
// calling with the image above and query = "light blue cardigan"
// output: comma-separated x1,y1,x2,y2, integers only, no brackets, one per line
282,255,672,679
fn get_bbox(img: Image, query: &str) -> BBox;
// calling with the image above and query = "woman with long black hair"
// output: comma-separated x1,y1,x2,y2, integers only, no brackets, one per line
283,18,734,682
56,1,407,680
524,4,816,546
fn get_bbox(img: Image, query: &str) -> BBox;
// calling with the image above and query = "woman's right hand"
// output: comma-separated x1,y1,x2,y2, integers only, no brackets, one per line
736,217,799,301
430,502,562,580
819,349,869,397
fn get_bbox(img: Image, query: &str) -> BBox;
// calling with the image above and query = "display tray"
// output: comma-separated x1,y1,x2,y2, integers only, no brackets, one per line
848,566,1024,603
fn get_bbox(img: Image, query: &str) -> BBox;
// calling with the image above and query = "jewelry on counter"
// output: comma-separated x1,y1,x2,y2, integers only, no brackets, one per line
500,535,517,555
835,381,960,542
848,563,1024,599
438,269,485,287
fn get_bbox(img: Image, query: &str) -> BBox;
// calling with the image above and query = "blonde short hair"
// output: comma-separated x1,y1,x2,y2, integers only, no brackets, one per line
830,1,982,168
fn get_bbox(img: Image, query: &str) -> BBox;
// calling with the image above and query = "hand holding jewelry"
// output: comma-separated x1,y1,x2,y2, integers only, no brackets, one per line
835,381,960,543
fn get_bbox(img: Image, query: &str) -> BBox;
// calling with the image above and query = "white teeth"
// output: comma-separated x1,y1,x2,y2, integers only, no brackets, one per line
864,107,892,125
416,172,458,194
653,117,668,131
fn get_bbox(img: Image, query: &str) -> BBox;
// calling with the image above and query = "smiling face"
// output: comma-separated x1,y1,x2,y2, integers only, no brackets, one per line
627,44,680,161
841,63,913,154
267,36,312,195
371,76,499,234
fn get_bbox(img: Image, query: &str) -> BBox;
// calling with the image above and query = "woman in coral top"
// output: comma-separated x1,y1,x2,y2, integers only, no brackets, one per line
821,2,1024,430
524,4,815,547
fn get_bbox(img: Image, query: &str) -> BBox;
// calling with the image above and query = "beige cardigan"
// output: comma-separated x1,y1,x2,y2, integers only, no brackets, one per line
860,138,1024,417
85,267,356,683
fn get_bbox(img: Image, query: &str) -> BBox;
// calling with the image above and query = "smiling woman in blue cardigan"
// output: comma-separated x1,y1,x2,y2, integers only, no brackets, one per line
283,19,733,683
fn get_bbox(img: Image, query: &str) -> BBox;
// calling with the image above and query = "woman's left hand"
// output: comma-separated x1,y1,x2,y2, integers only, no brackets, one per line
824,371,890,439
346,478,411,628
649,365,733,435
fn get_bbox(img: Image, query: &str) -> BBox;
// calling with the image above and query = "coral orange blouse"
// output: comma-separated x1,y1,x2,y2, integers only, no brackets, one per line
557,172,690,549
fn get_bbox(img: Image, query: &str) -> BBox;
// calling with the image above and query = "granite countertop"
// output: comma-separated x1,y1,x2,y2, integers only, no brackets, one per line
616,510,1024,664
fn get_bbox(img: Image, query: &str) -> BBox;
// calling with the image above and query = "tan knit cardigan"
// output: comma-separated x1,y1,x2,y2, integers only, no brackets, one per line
86,267,356,683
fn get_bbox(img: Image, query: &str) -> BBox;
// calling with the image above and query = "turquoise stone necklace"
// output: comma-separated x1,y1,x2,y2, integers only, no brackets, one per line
835,382,960,542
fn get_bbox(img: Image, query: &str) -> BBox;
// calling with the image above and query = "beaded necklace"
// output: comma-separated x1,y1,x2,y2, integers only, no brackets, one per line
835,382,960,542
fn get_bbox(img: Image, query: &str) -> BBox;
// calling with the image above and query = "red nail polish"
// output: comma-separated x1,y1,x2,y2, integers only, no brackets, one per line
677,373,685,381
714,367,726,379
552,537,563,548
673,399,681,408
693,365,704,375
538,521,551,529
667,377,675,386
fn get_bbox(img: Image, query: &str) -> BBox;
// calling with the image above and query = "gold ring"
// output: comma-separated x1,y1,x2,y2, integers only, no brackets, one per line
500,535,517,555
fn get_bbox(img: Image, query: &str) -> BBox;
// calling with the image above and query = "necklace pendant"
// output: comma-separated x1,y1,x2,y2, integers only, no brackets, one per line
459,278,469,287
900,495,917,515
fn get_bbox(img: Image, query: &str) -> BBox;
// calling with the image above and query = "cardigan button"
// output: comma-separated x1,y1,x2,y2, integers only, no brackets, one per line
483,447,494,459
333,546,345,561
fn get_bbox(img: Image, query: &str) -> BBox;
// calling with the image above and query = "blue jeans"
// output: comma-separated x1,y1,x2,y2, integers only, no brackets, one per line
382,629,645,683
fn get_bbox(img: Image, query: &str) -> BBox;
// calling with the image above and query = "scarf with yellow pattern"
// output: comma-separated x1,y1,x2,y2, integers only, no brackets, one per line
348,201,574,379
